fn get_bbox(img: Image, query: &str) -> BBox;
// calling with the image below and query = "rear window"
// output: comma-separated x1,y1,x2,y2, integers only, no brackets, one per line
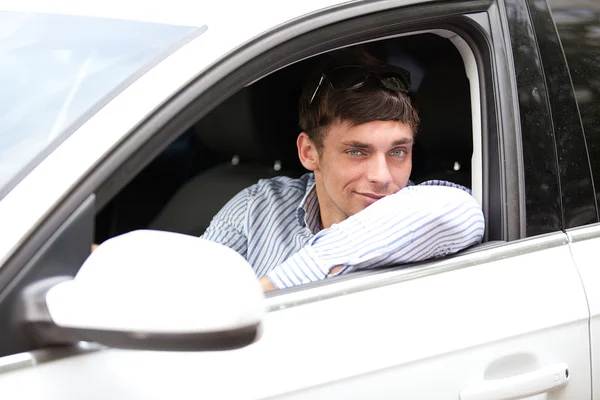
548,1,600,205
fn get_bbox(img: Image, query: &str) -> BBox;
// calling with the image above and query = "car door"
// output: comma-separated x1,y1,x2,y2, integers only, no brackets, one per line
567,225,600,400
0,236,591,400
0,0,593,399
261,238,590,399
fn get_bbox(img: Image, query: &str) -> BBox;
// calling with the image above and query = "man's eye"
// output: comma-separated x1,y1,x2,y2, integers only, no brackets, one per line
346,149,364,156
390,149,406,157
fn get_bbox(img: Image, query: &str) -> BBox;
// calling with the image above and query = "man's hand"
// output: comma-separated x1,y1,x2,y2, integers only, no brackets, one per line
328,265,344,275
260,276,276,292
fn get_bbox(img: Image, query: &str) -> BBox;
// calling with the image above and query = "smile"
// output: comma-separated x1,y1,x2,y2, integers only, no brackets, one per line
356,192,386,204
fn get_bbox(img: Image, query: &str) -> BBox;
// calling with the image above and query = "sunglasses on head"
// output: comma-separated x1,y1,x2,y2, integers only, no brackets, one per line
309,64,412,105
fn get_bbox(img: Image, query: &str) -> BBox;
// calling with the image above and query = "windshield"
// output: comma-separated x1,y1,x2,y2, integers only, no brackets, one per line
0,12,204,198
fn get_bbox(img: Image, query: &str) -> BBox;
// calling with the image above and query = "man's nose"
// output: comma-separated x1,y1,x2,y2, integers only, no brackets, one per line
366,154,393,185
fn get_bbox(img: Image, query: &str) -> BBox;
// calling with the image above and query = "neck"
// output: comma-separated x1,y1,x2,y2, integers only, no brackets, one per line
314,179,347,229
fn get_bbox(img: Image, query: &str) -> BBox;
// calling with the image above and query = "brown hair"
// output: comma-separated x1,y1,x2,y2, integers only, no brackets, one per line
298,48,420,150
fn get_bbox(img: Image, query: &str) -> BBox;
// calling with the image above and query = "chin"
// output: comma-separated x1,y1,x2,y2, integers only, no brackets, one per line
350,204,370,216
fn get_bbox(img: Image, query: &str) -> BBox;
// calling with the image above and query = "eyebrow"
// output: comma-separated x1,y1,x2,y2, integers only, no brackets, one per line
391,138,414,146
341,138,414,149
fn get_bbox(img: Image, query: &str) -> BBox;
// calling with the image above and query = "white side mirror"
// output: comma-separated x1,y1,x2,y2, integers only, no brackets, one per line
33,230,265,351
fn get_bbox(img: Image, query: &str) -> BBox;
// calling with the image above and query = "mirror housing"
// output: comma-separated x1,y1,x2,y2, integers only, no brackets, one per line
20,230,265,351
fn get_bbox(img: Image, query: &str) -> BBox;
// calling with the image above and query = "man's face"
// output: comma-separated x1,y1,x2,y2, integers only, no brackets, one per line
298,119,413,228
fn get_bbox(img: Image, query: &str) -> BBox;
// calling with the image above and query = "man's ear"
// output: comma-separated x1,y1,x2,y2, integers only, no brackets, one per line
297,132,319,171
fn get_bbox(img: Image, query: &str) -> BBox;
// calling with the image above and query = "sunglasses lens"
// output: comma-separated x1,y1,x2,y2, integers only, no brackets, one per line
374,65,411,92
326,66,368,90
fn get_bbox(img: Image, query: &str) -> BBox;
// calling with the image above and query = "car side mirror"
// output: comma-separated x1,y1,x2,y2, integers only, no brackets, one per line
18,230,265,351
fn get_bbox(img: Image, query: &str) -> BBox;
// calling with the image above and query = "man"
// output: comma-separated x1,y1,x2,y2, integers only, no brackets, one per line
202,48,485,291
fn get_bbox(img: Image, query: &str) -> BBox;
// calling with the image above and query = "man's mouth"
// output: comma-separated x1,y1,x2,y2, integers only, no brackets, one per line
356,192,386,204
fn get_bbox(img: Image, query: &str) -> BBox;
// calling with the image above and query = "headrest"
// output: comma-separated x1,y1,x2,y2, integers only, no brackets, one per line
194,88,268,163
194,66,307,173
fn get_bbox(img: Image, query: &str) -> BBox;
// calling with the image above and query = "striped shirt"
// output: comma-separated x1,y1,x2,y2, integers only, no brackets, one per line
202,173,485,289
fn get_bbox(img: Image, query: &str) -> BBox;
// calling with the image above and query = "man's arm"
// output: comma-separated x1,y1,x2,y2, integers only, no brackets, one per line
201,188,249,258
260,276,276,291
265,183,485,290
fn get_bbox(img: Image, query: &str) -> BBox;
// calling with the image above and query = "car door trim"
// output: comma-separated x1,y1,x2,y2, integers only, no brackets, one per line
565,223,600,243
264,232,568,311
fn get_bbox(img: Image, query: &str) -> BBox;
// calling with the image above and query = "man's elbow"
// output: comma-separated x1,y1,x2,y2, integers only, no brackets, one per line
433,193,485,257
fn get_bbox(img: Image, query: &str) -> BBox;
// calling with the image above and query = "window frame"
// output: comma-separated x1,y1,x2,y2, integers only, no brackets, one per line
94,1,509,237
97,3,519,296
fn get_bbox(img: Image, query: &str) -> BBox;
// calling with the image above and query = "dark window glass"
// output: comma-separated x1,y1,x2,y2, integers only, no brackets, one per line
504,0,563,236
548,0,600,219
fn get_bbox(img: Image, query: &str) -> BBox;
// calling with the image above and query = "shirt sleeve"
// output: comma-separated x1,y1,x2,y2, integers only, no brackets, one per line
266,182,485,289
418,179,473,194
201,188,249,258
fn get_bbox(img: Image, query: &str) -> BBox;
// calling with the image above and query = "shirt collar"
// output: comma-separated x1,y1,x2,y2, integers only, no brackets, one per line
296,173,321,234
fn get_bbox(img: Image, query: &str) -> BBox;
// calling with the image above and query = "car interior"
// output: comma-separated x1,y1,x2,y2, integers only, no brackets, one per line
94,32,480,245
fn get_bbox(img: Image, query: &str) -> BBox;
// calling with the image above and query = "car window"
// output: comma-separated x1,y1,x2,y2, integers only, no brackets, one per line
0,12,204,199
548,0,600,211
92,29,509,296
96,33,486,244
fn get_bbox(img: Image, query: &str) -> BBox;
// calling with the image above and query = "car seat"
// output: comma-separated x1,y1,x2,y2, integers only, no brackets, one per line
148,72,305,236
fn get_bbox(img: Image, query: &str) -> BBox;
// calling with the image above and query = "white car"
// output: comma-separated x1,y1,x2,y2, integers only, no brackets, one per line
0,0,599,398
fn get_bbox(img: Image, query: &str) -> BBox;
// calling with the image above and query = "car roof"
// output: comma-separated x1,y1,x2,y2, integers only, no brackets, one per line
0,0,350,28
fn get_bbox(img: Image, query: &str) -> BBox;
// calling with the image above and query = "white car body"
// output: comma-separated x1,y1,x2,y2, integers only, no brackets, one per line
0,0,599,399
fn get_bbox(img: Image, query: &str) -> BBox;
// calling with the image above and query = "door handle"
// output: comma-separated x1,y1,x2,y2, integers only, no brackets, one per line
460,363,570,400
